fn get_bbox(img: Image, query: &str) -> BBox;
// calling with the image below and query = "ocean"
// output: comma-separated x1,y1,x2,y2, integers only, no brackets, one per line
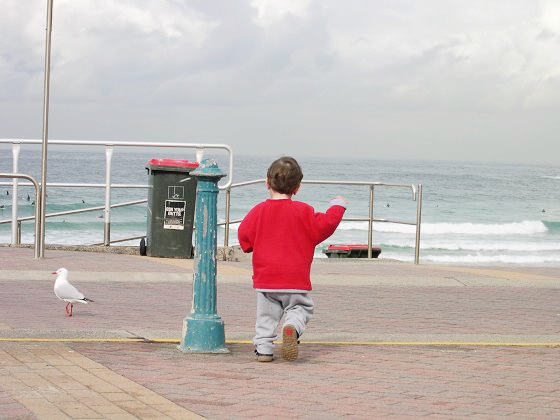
1,146,559,266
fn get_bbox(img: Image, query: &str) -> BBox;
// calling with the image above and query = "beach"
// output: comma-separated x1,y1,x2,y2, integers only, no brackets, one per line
1,246,559,418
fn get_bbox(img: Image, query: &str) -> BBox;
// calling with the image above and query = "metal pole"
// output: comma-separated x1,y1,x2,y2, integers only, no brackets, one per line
103,145,114,246
224,187,231,247
39,0,54,258
414,184,423,264
368,185,374,258
34,184,41,259
195,148,204,163
11,143,20,245
16,221,22,245
179,159,228,354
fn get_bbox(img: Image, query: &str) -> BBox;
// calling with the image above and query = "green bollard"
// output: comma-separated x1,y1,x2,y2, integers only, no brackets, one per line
178,158,229,353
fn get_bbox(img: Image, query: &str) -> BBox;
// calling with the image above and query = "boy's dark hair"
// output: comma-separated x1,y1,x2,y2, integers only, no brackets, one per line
267,156,303,194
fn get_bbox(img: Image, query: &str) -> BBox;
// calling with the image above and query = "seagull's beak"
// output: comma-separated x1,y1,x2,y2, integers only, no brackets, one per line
52,272,57,275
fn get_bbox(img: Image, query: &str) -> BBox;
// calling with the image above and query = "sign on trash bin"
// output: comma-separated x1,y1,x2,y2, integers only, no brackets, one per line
164,200,186,230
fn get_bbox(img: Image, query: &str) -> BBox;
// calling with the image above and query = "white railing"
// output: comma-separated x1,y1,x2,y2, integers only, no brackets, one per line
1,139,423,263
1,139,233,256
0,173,41,258
222,180,423,264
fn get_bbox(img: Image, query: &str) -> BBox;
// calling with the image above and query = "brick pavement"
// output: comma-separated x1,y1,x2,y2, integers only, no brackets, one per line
2,341,559,418
1,280,559,342
0,342,202,419
65,342,560,418
1,247,560,418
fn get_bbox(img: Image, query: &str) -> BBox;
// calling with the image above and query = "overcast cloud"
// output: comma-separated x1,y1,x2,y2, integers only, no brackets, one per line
1,0,560,163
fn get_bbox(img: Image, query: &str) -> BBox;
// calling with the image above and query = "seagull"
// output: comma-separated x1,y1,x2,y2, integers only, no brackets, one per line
52,268,94,316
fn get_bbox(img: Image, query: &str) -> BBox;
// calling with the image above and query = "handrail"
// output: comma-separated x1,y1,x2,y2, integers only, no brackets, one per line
223,179,423,264
0,139,234,189
2,139,423,263
228,178,417,198
0,173,41,259
1,138,234,253
0,182,149,188
0,199,147,225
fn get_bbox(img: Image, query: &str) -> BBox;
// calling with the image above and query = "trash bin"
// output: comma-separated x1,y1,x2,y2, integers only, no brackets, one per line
142,158,199,258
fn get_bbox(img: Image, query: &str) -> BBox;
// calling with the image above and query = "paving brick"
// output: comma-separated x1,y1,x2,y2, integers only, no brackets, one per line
56,400,105,419
87,403,134,415
100,392,136,402
18,397,71,419
102,412,139,420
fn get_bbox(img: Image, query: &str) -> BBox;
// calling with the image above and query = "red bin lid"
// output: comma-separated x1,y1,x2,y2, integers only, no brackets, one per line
147,158,199,169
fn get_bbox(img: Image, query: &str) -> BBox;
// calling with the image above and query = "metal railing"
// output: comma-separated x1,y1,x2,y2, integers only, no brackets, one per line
1,139,233,256
0,173,41,259
1,139,423,263
0,198,148,244
221,179,423,264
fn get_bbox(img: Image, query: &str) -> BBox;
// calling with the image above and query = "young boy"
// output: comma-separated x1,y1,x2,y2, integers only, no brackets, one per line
238,156,347,362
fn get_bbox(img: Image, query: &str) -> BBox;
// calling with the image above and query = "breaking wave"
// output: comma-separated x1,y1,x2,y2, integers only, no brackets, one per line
337,220,549,235
422,254,560,265
225,220,550,236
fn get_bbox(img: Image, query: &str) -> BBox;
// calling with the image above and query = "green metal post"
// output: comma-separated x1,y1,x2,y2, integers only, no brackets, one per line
178,159,229,353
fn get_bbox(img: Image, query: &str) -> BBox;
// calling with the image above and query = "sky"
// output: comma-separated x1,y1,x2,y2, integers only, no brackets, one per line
1,0,560,164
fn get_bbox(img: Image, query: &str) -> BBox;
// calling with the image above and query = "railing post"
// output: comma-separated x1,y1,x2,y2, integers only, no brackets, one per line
34,184,41,259
195,148,204,163
103,145,114,246
224,187,231,247
11,143,21,246
179,158,228,353
368,185,374,258
414,184,423,264
16,220,22,245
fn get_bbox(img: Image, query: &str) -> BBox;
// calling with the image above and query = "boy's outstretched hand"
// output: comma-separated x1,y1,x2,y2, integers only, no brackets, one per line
329,195,348,208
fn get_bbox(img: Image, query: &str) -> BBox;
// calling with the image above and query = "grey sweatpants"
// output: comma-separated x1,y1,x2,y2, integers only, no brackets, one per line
254,292,314,355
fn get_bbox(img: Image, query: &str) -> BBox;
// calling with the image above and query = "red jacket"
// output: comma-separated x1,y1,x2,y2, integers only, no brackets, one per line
238,199,345,290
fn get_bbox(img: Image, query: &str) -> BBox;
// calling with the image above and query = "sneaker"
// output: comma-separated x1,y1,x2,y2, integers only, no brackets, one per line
281,325,299,361
254,350,273,362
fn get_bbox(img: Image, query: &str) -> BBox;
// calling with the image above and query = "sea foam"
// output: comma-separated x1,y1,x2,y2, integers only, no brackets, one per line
225,219,549,235
337,220,549,235
422,253,560,265
380,239,560,252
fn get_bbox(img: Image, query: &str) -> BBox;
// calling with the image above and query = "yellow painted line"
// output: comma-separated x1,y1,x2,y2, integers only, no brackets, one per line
297,341,560,347
0,337,559,347
0,337,146,343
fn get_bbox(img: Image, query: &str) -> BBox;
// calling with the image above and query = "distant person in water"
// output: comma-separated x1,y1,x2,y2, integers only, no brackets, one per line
26,194,30,201
238,156,347,362
542,209,546,213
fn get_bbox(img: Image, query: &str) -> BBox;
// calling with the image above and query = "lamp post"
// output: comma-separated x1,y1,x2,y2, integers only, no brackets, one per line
39,0,54,258
178,158,228,353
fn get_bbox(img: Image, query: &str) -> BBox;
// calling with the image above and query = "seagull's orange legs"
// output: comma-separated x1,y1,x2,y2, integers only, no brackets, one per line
65,303,74,316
